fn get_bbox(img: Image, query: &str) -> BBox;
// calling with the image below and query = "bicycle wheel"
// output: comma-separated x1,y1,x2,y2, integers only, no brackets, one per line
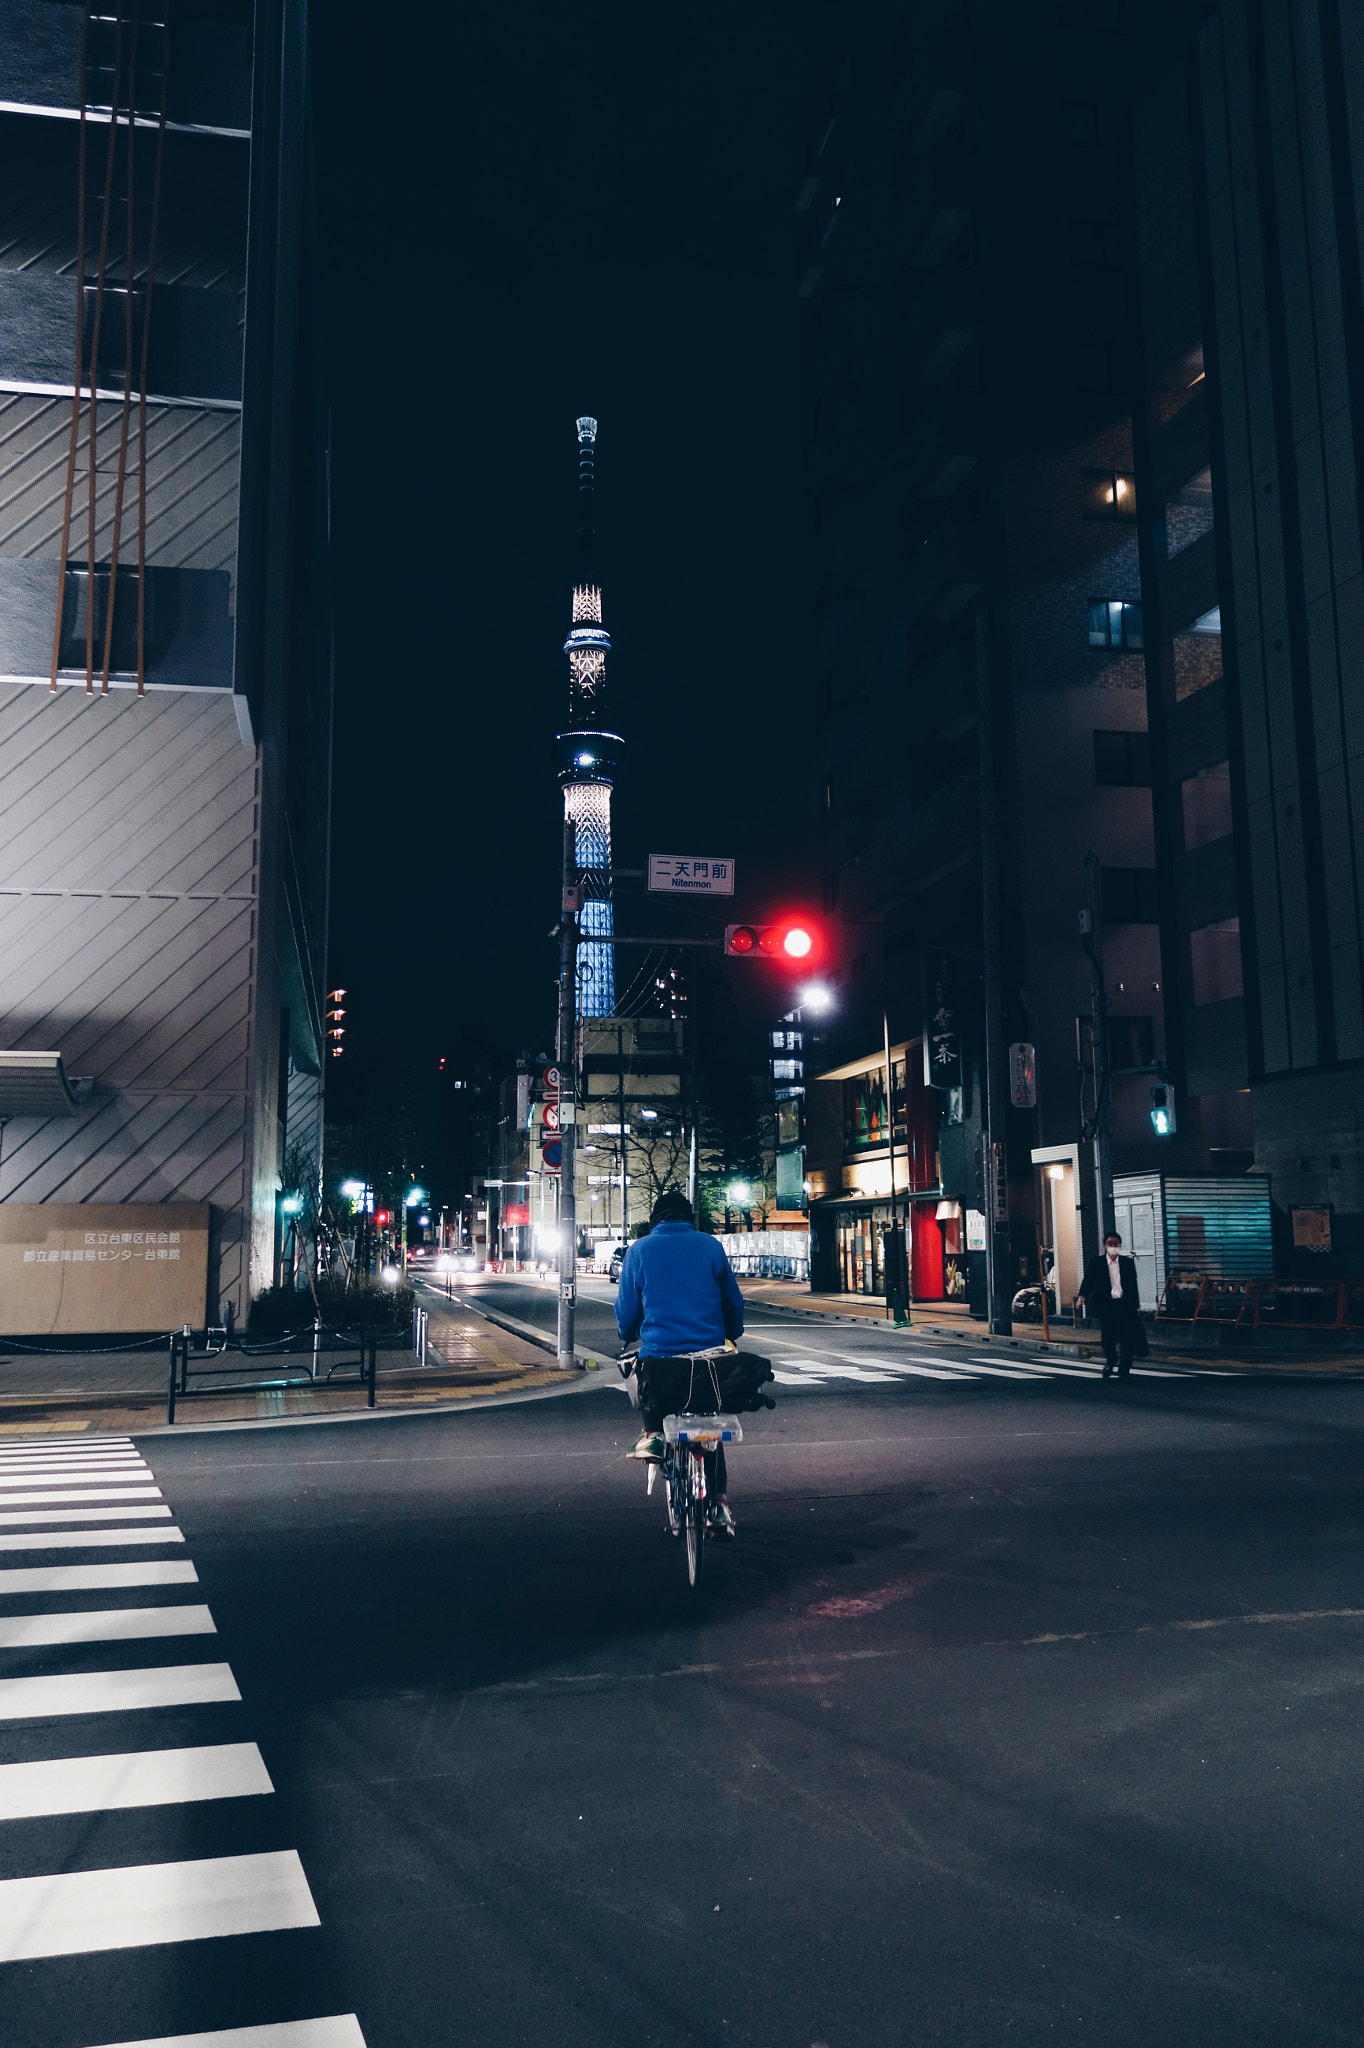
684,1474,706,1590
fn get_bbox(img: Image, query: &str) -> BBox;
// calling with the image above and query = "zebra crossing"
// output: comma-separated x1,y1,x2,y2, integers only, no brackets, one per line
743,1326,1246,1388
0,1433,365,2048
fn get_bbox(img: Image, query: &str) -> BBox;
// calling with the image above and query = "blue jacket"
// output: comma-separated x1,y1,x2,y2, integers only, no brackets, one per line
614,1222,746,1357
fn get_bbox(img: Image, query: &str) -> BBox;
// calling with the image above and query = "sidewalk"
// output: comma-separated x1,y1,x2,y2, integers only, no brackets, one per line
736,1278,1364,1372
0,1297,581,1435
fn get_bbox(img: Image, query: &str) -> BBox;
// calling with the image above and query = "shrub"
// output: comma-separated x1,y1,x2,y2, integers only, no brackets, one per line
247,1277,416,1336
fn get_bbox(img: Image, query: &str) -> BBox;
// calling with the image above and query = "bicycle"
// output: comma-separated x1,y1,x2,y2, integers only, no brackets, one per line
647,1411,744,1589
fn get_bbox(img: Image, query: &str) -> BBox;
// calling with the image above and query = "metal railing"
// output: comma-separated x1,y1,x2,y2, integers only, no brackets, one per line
166,1320,378,1422
1155,1274,1364,1331
412,1305,428,1365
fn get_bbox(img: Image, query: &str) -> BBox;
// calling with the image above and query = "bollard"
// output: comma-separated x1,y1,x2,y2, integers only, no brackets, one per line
167,1332,177,1424
367,1329,377,1407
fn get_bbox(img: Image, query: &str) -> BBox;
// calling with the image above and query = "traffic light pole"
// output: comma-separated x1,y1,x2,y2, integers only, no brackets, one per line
556,813,578,1369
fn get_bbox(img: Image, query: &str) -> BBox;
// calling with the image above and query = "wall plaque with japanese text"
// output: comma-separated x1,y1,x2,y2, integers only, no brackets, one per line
647,855,735,896
0,1203,210,1335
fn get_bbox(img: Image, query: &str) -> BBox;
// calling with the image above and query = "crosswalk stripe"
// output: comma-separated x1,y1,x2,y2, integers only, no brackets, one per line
0,1462,149,1479
0,1526,185,1552
0,1504,172,1527
0,1848,319,1960
82,2018,367,2048
0,1604,216,1649
0,1661,240,1720
0,1449,146,1461
0,1559,197,1595
0,1471,151,1491
0,1486,163,1507
0,1742,273,1821
0,1439,133,1454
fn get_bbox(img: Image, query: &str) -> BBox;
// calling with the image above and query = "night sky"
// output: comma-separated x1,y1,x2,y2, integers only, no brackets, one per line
314,4,820,1145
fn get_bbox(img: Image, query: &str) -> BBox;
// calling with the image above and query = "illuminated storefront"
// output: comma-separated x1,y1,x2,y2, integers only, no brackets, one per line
807,1042,949,1300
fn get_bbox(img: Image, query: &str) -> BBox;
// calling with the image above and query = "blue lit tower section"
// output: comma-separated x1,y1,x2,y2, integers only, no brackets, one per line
558,416,622,1017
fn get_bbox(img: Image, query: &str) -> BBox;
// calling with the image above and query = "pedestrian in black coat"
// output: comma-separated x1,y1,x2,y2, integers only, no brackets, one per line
1077,1232,1143,1380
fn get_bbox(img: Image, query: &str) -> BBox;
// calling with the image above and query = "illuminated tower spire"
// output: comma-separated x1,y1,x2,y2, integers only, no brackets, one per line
558,415,621,1018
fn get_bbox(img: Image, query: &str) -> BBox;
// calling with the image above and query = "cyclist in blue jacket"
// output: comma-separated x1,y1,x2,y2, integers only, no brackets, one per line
616,1187,745,1537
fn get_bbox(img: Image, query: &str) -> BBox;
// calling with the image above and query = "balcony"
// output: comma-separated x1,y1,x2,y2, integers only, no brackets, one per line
0,271,242,404
0,4,251,133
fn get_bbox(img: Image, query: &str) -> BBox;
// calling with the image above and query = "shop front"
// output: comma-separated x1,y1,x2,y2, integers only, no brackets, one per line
807,1042,949,1300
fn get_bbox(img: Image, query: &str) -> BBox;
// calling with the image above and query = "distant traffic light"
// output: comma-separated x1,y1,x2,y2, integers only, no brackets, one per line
725,922,819,962
375,1208,392,1228
1150,1083,1177,1136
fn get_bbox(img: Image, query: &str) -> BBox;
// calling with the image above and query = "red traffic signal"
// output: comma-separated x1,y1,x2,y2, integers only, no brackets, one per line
375,1209,391,1227
725,922,819,962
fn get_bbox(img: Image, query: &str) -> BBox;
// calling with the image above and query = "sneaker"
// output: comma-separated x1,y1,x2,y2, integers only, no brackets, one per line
628,1432,665,1463
706,1500,737,1539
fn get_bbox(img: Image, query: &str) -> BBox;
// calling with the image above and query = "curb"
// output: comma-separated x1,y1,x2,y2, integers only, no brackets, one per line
438,1285,600,1373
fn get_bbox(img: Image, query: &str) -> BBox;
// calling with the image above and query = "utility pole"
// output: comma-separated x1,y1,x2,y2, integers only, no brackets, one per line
556,812,579,1367
882,1009,910,1325
977,606,1013,1336
1082,850,1114,1251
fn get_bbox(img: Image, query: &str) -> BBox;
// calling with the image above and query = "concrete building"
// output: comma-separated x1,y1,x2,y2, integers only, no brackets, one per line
792,2,1238,1310
1132,0,1364,1279
0,1,332,1323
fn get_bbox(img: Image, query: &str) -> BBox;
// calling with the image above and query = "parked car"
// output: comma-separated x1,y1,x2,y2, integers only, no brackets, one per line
608,1244,627,1283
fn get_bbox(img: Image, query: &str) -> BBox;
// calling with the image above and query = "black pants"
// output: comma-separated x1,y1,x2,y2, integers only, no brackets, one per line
1099,1314,1135,1374
639,1354,728,1497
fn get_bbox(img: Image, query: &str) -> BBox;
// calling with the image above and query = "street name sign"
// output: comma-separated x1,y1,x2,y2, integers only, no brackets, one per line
648,855,735,896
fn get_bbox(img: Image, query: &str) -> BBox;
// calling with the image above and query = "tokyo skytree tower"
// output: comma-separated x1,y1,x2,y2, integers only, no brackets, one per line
558,416,622,1017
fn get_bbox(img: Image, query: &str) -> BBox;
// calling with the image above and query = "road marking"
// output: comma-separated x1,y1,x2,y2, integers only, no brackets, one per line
0,1486,163,1508
0,1741,273,1820
0,1469,151,1491
0,1463,149,1481
0,1438,133,1454
0,1559,196,1596
0,1604,216,1649
0,1451,146,1464
0,1525,185,1552
0,1848,319,1960
0,1661,240,1720
0,1504,172,1527
83,2022,368,2048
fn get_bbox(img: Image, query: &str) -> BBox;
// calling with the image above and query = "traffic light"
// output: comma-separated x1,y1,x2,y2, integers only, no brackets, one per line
375,1208,392,1228
724,922,818,962
1150,1083,1177,1137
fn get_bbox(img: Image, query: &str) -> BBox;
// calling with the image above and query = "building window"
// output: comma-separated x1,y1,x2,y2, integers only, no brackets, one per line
1107,1016,1154,1069
1084,469,1136,520
1088,599,1143,649
1101,867,1159,922
1182,762,1233,849
1190,921,1242,1006
1093,730,1151,785
771,1030,803,1051
1074,345,1130,393
772,1058,804,1082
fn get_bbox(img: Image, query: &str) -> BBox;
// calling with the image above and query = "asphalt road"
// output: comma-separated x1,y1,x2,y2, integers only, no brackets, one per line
3,1331,1364,2048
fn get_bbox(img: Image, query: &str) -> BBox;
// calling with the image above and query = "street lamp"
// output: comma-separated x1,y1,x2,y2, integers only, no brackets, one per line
798,983,834,1012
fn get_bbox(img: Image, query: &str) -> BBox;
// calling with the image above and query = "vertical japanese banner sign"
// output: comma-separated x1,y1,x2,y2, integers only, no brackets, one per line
922,953,962,1091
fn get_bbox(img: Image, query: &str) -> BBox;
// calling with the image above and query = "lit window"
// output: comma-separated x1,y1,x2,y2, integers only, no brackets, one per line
1088,599,1143,650
1083,469,1136,521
